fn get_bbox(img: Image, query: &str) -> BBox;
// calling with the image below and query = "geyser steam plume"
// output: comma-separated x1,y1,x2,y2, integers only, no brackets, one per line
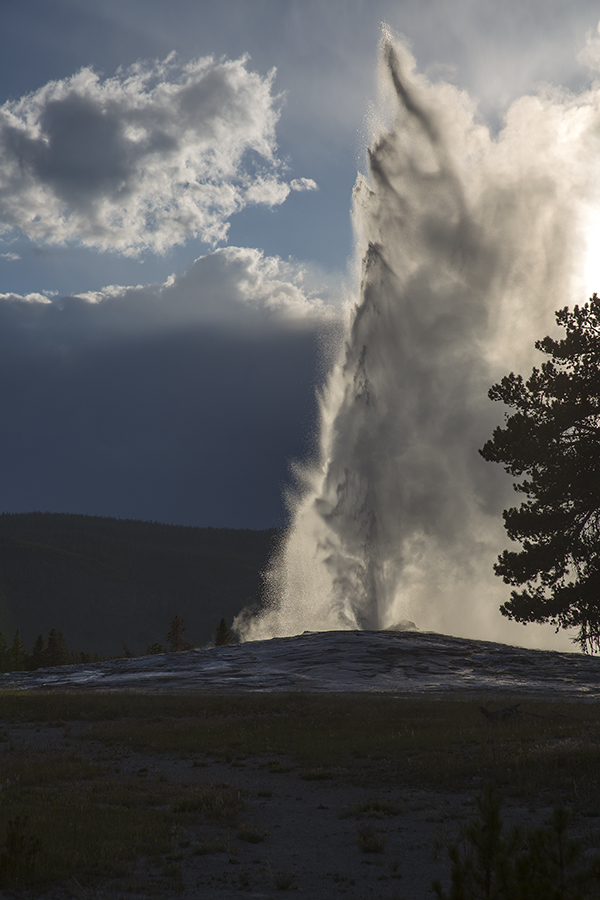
239,28,600,649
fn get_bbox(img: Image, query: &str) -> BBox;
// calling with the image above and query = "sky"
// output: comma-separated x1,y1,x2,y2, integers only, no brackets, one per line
1,0,600,531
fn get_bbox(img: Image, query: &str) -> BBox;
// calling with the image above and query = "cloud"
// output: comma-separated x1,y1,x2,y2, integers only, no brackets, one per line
578,19,600,73
0,246,336,528
0,53,315,255
0,245,337,347
290,178,318,192
0,291,52,304
0,247,332,344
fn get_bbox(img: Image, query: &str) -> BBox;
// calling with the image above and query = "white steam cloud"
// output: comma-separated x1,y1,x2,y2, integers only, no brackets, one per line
238,27,600,651
0,54,312,255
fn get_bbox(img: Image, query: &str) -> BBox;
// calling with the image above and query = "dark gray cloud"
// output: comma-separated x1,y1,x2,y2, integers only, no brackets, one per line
0,248,336,528
0,325,321,529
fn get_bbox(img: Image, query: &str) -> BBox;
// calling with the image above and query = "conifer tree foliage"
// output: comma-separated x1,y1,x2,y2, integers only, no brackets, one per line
30,635,46,670
215,617,235,646
9,631,27,672
0,629,102,671
433,786,600,899
166,615,194,652
480,295,600,652
46,629,68,667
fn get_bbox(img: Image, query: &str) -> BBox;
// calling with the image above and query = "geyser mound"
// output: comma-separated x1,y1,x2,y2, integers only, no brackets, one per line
0,630,598,695
238,28,600,651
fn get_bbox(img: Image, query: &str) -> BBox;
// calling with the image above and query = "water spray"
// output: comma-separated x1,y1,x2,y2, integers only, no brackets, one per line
238,28,600,651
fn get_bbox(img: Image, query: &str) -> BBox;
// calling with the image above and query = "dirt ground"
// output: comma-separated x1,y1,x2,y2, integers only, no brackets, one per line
0,719,572,900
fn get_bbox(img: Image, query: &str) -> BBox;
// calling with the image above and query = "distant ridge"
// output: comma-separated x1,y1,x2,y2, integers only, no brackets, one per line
0,512,278,655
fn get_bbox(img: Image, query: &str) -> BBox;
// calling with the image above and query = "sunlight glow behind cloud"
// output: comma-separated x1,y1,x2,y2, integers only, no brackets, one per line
0,53,309,255
0,246,336,334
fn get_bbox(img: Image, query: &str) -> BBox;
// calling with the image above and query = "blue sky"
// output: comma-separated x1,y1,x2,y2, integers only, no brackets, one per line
0,0,599,529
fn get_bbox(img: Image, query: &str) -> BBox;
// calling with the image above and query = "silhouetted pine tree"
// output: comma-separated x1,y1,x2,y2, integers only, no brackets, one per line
481,294,600,652
215,618,235,646
29,634,47,670
9,631,28,671
0,632,8,673
46,629,68,667
166,615,194,652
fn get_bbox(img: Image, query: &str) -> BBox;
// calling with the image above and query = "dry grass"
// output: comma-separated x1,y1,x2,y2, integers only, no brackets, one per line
172,782,244,825
68,691,600,803
0,781,175,889
0,689,599,892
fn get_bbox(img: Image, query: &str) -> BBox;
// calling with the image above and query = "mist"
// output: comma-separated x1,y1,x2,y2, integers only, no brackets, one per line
238,28,600,651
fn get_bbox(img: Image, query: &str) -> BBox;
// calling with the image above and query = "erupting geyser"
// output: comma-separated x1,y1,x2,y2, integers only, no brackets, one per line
238,28,600,650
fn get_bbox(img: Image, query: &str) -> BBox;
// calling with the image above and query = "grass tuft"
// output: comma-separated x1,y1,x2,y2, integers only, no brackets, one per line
193,839,231,856
172,782,244,825
237,825,267,843
340,797,402,819
299,767,335,780
268,863,295,890
356,823,387,853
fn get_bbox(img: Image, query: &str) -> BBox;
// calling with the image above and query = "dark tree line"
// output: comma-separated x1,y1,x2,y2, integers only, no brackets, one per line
146,615,236,655
0,614,238,673
0,628,104,673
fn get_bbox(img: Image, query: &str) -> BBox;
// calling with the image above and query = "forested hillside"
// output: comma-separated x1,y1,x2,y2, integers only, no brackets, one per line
0,513,278,656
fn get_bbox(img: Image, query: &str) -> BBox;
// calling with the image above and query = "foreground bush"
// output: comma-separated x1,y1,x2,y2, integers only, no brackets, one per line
433,786,600,900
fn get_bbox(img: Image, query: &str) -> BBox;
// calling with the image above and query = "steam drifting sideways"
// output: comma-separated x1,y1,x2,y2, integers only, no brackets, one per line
239,28,600,650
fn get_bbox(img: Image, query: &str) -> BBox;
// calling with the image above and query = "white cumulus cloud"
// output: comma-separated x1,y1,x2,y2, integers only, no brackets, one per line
0,246,337,341
0,291,52,304
0,53,311,255
290,178,318,192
